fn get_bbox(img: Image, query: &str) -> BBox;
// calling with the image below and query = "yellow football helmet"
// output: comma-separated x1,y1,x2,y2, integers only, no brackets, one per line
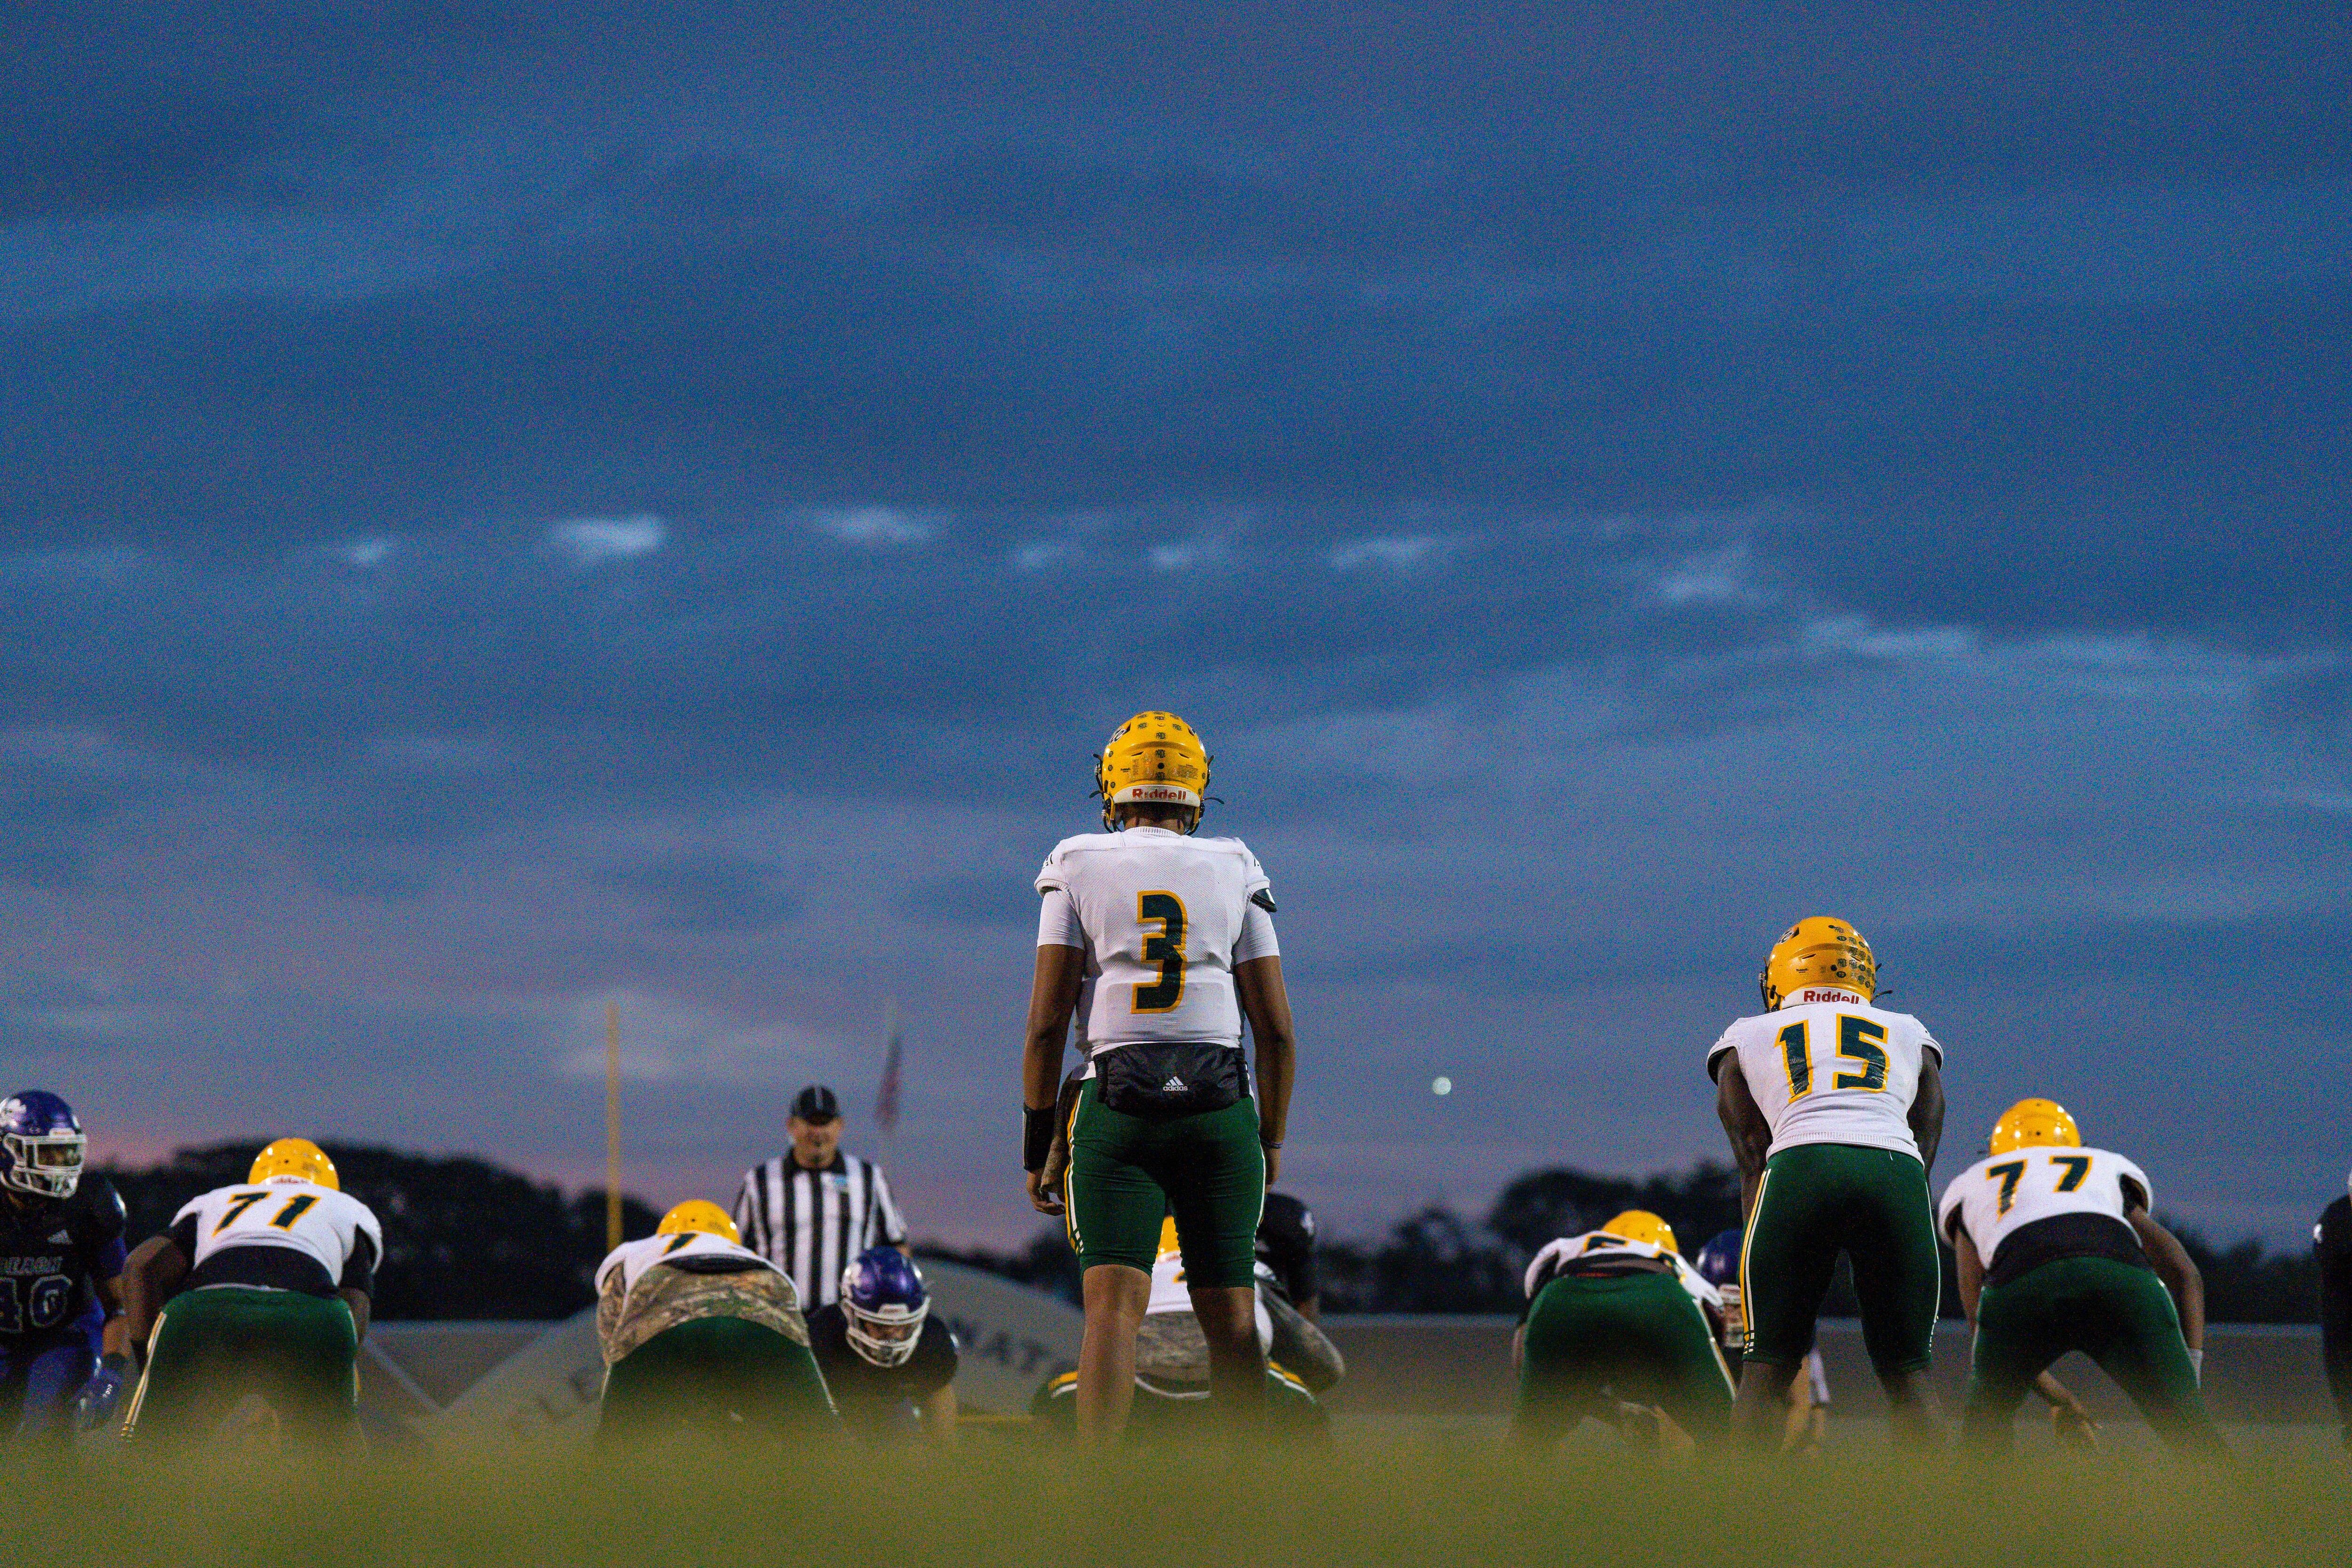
656,1200,741,1244
250,1138,338,1191
1759,916,1878,1010
1988,1098,2081,1156
1096,711,1210,831
1600,1210,1678,1256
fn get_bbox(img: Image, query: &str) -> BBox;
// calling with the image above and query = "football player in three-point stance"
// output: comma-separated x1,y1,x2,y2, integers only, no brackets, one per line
0,1091,128,1441
1022,711,1299,1441
1029,1215,1337,1439
594,1201,834,1446
1710,918,1947,1449
1512,1210,1732,1452
1940,1098,2226,1457
806,1247,960,1445
117,1138,381,1449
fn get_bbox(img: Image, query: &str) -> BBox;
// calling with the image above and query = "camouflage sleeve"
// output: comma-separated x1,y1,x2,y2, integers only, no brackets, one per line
1264,1288,1345,1393
596,1265,628,1363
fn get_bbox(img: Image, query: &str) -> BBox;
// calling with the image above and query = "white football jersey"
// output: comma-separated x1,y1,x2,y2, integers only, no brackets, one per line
1708,988,1943,1160
1521,1231,1723,1313
595,1231,785,1302
1144,1242,1273,1351
1035,827,1278,1053
174,1180,381,1284
1939,1146,2152,1265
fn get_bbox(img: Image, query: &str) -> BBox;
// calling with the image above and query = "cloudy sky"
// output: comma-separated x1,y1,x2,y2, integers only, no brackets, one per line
3,4,2346,1247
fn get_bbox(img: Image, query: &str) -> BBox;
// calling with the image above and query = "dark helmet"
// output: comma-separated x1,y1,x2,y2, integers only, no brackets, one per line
1693,1226,1743,1289
0,1091,85,1200
841,1247,929,1368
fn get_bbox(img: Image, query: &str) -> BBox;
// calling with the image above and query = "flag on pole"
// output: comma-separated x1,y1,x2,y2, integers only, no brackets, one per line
875,1000,904,1133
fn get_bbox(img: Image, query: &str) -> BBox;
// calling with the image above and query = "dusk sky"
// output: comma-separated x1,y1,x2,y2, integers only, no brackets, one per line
4,5,2347,1248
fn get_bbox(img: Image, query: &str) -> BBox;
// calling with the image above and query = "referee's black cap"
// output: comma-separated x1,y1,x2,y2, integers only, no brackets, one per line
789,1084,842,1124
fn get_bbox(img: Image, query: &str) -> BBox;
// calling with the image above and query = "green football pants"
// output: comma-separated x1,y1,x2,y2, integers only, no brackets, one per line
1513,1270,1734,1445
122,1286,359,1449
1741,1143,1940,1376
1064,1077,1264,1286
1963,1255,2227,1458
597,1315,837,1445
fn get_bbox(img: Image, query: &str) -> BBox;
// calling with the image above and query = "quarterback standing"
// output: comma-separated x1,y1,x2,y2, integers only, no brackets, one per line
117,1139,380,1449
1710,918,1946,1448
1021,711,1298,1441
1940,1098,2225,1457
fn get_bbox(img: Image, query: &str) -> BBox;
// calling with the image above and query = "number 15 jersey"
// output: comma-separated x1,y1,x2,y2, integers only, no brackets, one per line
1707,988,1943,1162
1036,827,1279,1054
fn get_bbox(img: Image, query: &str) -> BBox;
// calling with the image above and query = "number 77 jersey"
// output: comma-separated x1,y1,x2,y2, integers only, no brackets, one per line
1939,1146,2153,1271
1707,990,1944,1161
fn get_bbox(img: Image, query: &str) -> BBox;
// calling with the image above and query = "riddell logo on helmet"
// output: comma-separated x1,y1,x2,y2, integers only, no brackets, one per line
1798,987,1863,1004
1128,785,1190,801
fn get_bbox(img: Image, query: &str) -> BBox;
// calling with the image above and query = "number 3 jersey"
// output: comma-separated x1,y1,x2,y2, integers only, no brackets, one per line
1939,1146,2154,1288
1707,988,1943,1161
168,1180,383,1300
0,1179,127,1342
1035,827,1279,1055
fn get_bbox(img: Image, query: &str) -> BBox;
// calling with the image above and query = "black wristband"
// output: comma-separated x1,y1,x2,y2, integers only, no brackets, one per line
1023,1105,1057,1172
99,1351,130,1373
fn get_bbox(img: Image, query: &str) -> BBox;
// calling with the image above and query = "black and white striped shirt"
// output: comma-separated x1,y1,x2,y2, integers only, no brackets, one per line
731,1151,909,1309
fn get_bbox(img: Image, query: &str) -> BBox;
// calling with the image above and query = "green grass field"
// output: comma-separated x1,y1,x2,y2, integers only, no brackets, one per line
26,1435,2348,1568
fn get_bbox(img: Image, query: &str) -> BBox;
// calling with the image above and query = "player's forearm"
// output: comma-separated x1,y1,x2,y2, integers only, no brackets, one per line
117,1237,186,1350
1254,1032,1295,1146
1235,955,1296,1145
2133,1214,2205,1349
341,1289,372,1345
1715,1063,1771,1194
1021,947,1084,1108
1907,1058,1945,1170
1021,1033,1066,1110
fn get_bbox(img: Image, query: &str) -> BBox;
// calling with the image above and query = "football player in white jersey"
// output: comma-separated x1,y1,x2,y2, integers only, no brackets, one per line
1020,711,1299,1441
594,1201,834,1445
1030,1216,1338,1439
1710,917,1946,1449
115,1138,381,1449
1511,1211,1733,1452
1939,1099,2226,1457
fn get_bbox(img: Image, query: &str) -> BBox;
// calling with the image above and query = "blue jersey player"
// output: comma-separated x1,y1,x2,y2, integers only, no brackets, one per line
0,1092,127,1440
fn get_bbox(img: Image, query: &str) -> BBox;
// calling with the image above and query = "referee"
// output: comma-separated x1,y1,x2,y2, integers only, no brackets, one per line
733,1085,910,1310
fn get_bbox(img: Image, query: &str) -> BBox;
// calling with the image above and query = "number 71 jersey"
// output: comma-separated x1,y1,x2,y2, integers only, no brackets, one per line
1707,991,1943,1161
172,1180,382,1284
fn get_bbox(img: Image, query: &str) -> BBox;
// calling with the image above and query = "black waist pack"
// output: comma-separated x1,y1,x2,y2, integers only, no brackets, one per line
1095,1042,1248,1118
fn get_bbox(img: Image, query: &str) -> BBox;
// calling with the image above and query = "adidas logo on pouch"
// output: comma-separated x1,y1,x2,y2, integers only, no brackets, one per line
1162,1076,1187,1091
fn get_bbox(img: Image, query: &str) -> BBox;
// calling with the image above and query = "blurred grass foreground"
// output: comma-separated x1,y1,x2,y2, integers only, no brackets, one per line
28,1438,2337,1568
